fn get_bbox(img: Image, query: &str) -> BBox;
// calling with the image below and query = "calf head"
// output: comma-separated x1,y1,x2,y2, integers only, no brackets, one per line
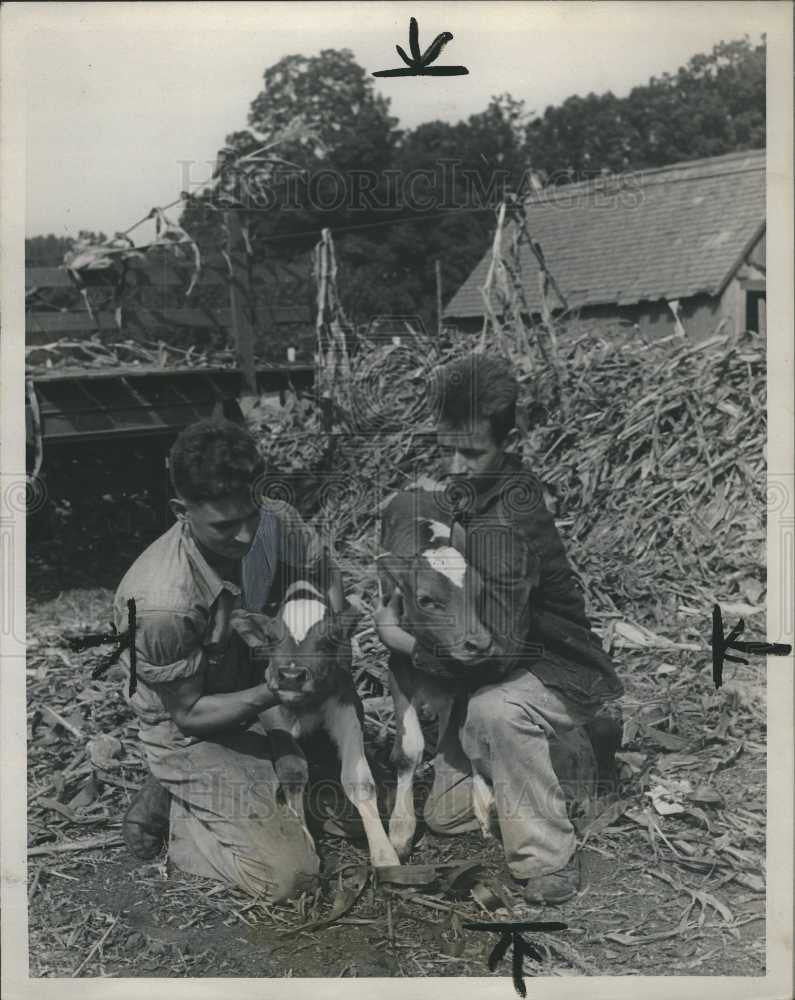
377,517,492,666
231,585,361,707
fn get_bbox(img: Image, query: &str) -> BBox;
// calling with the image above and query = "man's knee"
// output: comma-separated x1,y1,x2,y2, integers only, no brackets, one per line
269,865,320,903
463,685,527,748
464,685,506,732
424,792,452,833
235,848,320,902
423,782,478,836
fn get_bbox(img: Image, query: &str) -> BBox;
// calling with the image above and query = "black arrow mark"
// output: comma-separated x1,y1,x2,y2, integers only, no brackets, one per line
374,17,469,78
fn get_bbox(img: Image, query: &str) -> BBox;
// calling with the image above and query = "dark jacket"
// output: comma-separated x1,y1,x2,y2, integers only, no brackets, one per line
412,455,623,706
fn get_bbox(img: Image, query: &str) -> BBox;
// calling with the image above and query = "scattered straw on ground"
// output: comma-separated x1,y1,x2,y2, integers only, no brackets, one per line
27,326,767,977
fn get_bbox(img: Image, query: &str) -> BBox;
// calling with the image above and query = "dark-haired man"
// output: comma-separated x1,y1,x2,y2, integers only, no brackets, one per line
374,354,623,904
115,418,344,900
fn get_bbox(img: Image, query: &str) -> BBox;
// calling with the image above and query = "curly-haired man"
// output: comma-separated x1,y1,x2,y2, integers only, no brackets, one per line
115,418,343,900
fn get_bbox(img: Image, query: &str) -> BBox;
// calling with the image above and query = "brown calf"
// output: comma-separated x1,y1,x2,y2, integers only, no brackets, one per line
377,490,495,859
231,581,400,870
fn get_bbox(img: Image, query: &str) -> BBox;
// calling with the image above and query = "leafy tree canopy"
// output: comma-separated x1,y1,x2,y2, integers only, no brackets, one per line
27,36,765,342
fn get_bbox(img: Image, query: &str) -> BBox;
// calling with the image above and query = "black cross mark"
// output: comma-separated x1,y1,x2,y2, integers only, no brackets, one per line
711,603,791,689
373,17,469,78
67,598,138,697
463,920,567,997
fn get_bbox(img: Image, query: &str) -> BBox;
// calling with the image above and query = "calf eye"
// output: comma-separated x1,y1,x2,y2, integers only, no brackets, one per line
417,594,437,610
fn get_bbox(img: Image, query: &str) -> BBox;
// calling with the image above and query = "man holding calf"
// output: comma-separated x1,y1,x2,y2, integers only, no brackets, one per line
374,354,623,904
116,418,343,900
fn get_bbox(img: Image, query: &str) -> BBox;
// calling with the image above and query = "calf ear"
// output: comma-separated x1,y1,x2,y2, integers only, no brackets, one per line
230,610,285,649
330,603,364,639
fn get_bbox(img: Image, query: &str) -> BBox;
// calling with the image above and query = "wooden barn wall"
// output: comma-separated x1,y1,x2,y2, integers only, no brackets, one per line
447,293,734,345
587,296,731,342
448,279,766,345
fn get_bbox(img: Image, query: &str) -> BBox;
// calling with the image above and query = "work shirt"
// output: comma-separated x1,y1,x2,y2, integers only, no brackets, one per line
113,501,326,762
412,455,623,706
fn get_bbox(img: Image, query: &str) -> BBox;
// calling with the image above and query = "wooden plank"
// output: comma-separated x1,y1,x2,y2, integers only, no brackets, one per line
130,307,227,328
29,363,314,383
26,307,228,336
28,366,316,444
26,312,116,335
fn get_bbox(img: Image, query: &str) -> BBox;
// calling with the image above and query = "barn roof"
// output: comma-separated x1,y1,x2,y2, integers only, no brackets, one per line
444,149,765,318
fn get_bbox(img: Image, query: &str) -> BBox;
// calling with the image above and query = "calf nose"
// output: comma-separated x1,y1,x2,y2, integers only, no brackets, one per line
463,631,492,656
278,664,309,685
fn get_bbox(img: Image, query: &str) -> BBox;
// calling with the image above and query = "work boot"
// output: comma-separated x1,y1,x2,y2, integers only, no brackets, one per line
122,773,171,860
518,854,581,906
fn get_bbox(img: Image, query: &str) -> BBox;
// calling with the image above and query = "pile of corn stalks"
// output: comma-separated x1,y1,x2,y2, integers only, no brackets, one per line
248,322,766,633
24,337,239,375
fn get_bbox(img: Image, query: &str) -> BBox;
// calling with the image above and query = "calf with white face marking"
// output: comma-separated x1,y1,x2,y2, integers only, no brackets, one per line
231,581,400,870
376,490,494,859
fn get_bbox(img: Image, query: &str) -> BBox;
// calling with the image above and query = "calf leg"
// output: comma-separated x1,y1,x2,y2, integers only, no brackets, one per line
325,699,400,869
256,708,314,844
472,771,497,840
387,654,425,860
268,729,310,826
422,686,481,837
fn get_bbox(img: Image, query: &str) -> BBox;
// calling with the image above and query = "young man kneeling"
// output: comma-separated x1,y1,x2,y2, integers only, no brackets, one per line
374,354,623,904
116,418,344,901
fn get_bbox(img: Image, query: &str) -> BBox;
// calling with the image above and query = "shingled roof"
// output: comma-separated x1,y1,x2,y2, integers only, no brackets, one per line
444,149,765,319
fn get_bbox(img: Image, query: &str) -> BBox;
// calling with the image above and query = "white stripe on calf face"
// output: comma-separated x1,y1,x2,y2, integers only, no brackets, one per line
281,599,328,643
283,580,324,602
421,547,467,589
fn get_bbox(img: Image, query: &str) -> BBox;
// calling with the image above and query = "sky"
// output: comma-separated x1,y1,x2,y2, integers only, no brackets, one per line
14,1,772,239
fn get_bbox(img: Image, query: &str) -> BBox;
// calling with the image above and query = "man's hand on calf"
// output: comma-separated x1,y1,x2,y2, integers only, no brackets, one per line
373,588,417,657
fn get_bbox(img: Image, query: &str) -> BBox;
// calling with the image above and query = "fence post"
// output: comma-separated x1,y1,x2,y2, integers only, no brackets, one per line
225,209,257,397
435,258,443,338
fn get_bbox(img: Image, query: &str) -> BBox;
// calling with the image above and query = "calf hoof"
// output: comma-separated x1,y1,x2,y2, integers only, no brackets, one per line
273,755,309,791
372,844,402,869
388,818,417,861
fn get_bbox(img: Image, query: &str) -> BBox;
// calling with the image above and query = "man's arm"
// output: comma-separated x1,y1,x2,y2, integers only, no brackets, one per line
373,588,416,657
477,476,590,659
116,603,281,738
155,671,280,739
515,486,590,628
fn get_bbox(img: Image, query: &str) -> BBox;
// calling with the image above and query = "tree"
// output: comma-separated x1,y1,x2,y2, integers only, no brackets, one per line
248,49,399,176
524,36,765,179
389,96,532,329
179,49,406,350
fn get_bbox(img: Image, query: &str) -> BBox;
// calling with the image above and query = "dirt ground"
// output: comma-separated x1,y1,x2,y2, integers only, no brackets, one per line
26,533,767,980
